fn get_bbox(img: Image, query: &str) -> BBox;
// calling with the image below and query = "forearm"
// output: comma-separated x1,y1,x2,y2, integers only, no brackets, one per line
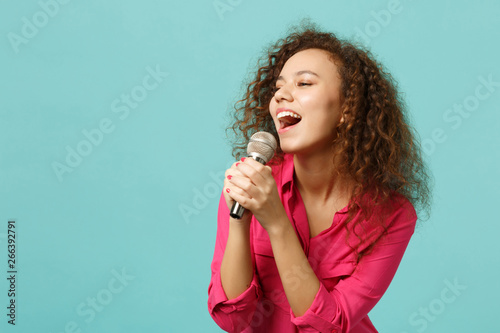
268,218,320,317
220,217,254,300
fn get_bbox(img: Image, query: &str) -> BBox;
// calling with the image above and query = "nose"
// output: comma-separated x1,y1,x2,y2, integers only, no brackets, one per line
273,84,293,103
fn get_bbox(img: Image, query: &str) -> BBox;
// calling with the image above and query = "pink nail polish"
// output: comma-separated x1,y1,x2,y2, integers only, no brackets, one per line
227,175,232,180
236,163,240,167
241,157,246,162
225,188,230,193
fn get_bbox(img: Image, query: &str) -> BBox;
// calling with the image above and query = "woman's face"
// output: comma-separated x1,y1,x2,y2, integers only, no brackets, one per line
269,48,343,156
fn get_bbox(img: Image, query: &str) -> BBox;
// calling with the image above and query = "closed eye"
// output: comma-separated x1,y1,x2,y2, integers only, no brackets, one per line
272,82,311,94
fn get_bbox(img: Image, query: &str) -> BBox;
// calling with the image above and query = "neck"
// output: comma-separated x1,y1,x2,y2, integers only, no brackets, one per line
293,150,351,203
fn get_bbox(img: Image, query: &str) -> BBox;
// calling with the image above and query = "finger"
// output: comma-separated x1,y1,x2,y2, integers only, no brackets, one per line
224,160,256,189
245,158,273,177
223,163,248,208
224,186,254,211
225,165,245,179
224,172,253,199
227,174,256,197
242,157,273,177
228,172,277,210
235,159,268,186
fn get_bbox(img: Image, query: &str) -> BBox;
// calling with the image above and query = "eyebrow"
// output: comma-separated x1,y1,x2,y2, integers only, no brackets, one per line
277,70,319,81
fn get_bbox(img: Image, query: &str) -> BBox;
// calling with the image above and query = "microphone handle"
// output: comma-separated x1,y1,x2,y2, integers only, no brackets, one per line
229,202,246,219
229,155,266,219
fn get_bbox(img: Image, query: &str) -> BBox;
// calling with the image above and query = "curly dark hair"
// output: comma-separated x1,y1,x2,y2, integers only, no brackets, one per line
228,21,432,261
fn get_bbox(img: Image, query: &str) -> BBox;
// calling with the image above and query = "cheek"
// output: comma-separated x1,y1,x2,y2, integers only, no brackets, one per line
269,101,278,121
325,97,343,121
301,93,332,115
269,99,275,111
299,93,316,106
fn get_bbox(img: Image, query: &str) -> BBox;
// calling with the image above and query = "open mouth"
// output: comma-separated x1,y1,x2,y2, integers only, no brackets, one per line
277,111,302,130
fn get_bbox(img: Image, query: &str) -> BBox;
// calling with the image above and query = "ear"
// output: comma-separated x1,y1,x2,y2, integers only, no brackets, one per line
339,112,345,124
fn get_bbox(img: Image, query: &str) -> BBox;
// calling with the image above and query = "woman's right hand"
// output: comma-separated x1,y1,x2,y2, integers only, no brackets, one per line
223,159,253,222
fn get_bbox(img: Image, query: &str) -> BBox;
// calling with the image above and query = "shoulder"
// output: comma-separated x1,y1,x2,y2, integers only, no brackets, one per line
349,191,417,252
375,192,418,244
359,190,417,226
386,192,417,227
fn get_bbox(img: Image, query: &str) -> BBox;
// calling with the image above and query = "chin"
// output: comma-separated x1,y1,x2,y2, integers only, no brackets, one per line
278,142,302,155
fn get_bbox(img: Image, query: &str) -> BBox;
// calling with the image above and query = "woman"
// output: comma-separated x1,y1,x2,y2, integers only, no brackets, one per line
208,23,431,332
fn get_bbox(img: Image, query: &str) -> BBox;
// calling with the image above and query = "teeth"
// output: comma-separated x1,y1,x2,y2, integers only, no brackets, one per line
277,111,302,119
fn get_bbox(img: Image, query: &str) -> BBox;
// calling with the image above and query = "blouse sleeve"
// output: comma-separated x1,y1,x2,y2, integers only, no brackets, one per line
207,193,263,332
291,198,417,333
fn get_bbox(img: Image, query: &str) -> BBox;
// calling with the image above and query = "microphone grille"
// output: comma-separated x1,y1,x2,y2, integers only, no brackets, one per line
247,132,278,163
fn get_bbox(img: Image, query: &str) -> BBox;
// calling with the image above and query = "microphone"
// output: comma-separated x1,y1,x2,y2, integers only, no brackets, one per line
230,131,278,219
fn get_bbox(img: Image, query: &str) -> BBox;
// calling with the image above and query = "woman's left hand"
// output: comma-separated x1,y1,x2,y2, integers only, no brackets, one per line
225,157,287,233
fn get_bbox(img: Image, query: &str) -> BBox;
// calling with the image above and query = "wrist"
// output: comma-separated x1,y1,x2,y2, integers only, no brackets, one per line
265,215,292,240
229,215,252,230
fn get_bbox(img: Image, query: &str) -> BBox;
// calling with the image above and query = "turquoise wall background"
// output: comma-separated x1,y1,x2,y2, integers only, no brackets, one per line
1,0,498,332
